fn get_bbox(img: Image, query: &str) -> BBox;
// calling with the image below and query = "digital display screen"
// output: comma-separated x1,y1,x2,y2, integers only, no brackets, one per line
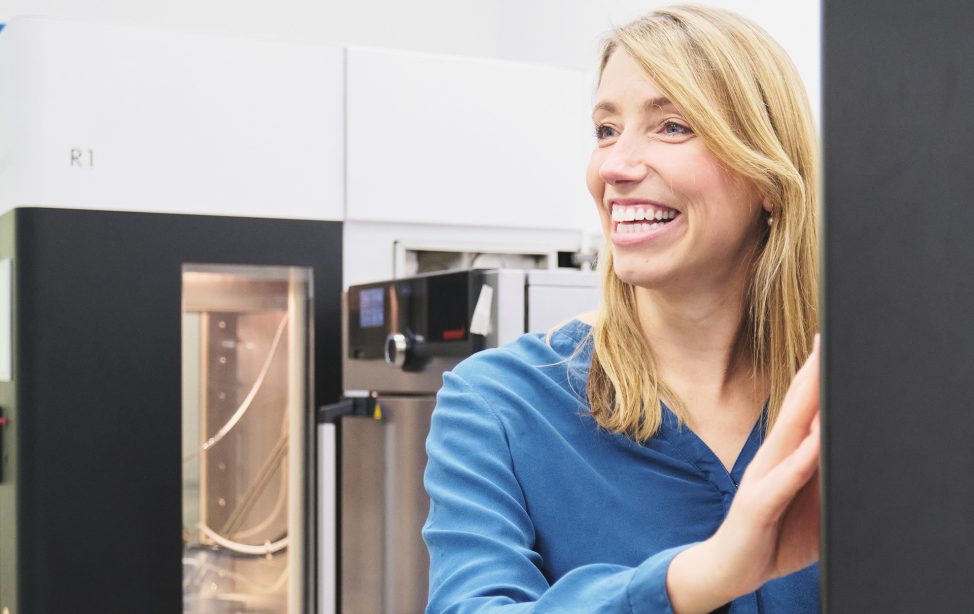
359,287,385,328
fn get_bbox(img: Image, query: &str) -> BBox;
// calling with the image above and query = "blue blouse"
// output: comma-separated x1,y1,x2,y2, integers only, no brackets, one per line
423,320,819,613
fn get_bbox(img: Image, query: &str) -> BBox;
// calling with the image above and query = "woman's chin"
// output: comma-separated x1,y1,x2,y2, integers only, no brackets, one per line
612,262,669,289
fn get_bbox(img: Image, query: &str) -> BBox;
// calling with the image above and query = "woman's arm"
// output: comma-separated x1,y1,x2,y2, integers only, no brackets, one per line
424,370,694,613
425,336,820,613
667,335,821,613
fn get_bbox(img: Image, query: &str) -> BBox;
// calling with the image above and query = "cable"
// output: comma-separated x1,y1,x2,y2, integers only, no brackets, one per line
222,398,291,539
201,313,288,454
232,457,288,540
183,313,289,463
198,524,288,556
183,312,293,557
220,433,288,536
232,408,292,540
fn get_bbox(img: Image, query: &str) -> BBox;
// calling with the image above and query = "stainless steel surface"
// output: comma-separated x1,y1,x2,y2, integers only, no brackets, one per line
525,269,600,335
526,285,599,332
525,268,601,288
340,413,383,614
481,269,600,347
341,397,434,614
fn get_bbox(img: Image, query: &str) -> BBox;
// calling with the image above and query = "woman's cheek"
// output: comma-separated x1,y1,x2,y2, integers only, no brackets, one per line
587,177,613,237
586,151,605,202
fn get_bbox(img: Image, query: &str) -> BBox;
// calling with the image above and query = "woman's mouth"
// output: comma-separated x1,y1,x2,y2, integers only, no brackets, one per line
610,203,681,235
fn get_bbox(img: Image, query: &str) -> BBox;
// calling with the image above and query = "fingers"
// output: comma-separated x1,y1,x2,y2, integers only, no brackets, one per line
753,415,821,519
776,335,820,431
750,335,821,474
771,467,821,576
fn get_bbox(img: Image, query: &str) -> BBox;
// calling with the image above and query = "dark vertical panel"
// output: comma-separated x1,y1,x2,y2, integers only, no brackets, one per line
824,1,974,611
13,208,341,613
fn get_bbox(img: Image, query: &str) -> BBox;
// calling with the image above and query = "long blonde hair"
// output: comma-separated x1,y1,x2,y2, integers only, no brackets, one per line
588,5,819,441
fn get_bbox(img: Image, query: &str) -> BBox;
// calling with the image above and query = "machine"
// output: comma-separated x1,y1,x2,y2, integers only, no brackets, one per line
0,208,343,614
320,268,600,614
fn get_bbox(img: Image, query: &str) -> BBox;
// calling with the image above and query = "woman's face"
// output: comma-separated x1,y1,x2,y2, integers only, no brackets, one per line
587,50,767,293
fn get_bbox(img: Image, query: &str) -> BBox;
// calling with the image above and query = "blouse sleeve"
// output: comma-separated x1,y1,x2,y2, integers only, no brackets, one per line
423,370,695,614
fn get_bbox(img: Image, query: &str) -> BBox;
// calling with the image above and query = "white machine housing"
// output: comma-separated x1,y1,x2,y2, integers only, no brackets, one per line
0,17,602,252
0,16,345,220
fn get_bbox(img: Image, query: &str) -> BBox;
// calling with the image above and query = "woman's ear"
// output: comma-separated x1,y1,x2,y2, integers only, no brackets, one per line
761,195,773,215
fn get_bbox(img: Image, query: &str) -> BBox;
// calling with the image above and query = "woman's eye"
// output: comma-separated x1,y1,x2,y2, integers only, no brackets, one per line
595,124,618,141
661,121,692,137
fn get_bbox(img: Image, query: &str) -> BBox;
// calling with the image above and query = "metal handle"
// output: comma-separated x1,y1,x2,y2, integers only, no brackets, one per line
317,396,378,423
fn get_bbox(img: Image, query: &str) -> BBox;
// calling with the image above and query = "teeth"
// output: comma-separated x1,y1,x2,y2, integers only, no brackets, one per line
612,205,680,231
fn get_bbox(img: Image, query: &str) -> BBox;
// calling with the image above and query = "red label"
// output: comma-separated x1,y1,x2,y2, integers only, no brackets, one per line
442,327,466,341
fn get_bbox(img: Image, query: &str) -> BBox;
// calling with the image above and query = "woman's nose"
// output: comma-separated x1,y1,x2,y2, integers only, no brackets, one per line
599,140,648,186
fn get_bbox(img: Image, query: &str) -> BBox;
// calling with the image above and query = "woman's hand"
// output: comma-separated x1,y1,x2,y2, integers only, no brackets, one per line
666,335,821,613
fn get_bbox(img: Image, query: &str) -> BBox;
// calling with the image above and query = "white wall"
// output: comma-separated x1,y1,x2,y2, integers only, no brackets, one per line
1,0,820,119
1,0,821,287
497,0,821,122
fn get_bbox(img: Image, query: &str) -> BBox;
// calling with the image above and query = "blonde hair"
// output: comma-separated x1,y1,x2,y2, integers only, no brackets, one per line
588,5,819,440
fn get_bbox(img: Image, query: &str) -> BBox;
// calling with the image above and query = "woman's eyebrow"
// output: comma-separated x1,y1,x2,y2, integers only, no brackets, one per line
591,97,675,118
592,101,617,117
644,97,674,111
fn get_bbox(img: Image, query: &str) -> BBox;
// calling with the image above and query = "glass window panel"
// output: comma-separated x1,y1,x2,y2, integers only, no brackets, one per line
182,264,311,614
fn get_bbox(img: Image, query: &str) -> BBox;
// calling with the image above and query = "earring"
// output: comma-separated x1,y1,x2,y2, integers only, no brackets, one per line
766,213,773,226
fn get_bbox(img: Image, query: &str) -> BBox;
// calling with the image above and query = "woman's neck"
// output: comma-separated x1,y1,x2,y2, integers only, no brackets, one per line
634,272,765,413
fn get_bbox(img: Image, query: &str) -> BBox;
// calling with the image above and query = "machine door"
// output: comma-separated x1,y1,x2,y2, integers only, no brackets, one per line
182,264,313,614
341,396,435,614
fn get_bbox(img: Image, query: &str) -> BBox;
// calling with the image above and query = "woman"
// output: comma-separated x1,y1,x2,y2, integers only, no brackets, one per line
423,5,820,612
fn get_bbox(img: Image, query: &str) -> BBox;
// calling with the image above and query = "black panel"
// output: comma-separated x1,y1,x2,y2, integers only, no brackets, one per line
823,1,974,612
347,270,481,361
13,208,341,614
425,272,471,342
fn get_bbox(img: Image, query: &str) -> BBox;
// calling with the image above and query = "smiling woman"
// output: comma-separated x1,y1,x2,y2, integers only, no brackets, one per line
423,5,820,613
590,51,767,308
587,9,819,444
